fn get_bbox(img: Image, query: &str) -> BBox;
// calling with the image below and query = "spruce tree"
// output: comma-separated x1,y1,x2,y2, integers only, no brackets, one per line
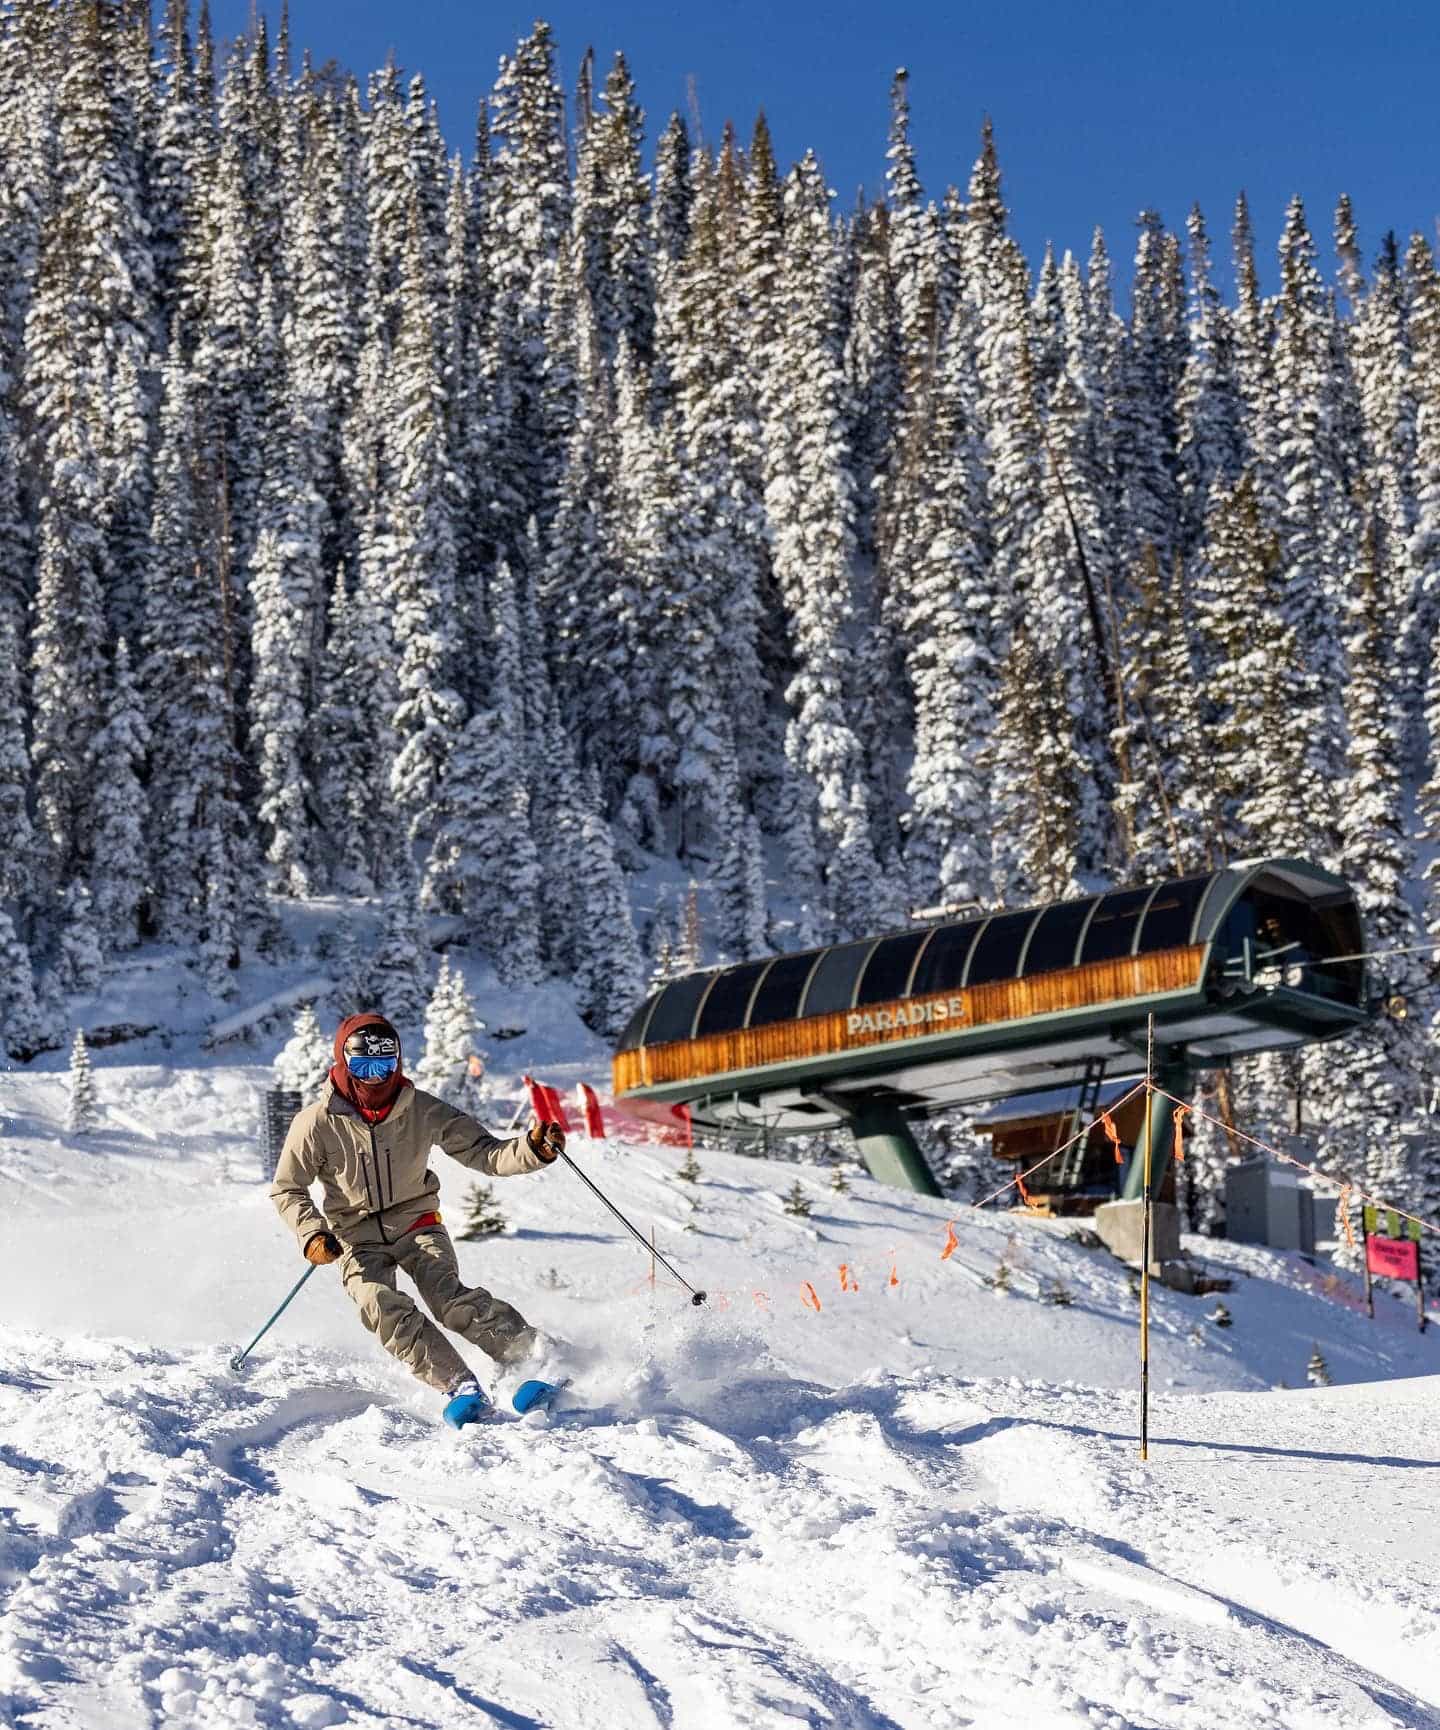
1177,204,1246,545
1269,197,1349,866
571,804,645,1039
67,1026,98,1135
143,349,259,982
425,707,544,988
387,198,465,842
902,301,994,909
0,909,46,1058
90,637,148,952
0,610,36,914
487,22,570,530
1402,236,1440,767
273,1003,332,1102
1230,193,1276,481
763,156,879,939
248,286,324,897
655,143,766,846
458,1180,508,1239
309,566,377,890
1326,520,1430,1220
369,853,431,1037
414,953,489,1113
27,415,109,897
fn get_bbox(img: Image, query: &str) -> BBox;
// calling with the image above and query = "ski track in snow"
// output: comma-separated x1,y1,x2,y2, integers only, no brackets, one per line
3,1038,1440,1729
1,1333,1437,1730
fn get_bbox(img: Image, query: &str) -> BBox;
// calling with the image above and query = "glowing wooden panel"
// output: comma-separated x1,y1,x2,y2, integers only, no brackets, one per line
613,945,1206,1097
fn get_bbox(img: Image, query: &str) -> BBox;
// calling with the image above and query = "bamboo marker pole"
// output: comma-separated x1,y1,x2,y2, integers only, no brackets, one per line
1140,1013,1155,1462
649,1225,656,1294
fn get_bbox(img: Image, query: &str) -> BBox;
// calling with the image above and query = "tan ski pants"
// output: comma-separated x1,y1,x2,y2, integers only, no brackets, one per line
339,1225,536,1392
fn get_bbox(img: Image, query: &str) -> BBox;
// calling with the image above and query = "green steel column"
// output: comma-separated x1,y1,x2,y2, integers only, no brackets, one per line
847,1098,943,1196
1121,1058,1194,1202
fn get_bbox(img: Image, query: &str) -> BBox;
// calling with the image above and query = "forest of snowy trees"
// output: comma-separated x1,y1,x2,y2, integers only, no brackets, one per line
2,1,1439,1244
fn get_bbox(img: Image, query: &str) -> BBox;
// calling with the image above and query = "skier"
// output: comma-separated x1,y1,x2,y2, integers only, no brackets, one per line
270,1011,566,1426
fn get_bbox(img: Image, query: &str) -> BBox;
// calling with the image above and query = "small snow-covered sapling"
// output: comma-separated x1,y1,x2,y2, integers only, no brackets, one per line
458,1181,509,1239
67,1028,98,1135
675,1147,702,1184
1208,1301,1233,1329
782,1179,812,1218
1306,1344,1332,1386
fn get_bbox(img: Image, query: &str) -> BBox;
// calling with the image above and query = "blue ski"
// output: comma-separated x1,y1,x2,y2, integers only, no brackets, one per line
443,1387,496,1429
512,1377,570,1415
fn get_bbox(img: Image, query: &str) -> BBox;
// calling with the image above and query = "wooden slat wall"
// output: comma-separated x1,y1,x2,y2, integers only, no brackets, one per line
612,945,1206,1097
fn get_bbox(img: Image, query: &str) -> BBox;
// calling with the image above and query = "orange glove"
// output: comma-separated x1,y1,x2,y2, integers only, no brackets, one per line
304,1231,342,1265
527,1116,565,1163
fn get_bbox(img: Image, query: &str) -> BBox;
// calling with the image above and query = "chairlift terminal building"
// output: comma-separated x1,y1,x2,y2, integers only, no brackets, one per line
612,859,1373,1200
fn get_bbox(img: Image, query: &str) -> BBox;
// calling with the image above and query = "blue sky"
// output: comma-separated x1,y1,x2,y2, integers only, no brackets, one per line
210,0,1440,299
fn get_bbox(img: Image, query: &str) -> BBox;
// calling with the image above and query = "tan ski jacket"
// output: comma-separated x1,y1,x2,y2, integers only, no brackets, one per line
270,1081,546,1249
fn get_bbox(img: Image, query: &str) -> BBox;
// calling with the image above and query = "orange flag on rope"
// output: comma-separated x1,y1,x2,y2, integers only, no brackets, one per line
941,1221,959,1261
1100,1110,1125,1166
839,1263,858,1291
1335,1183,1356,1249
801,1281,822,1312
1016,1173,1038,1209
1172,1103,1189,1163
889,1255,899,1288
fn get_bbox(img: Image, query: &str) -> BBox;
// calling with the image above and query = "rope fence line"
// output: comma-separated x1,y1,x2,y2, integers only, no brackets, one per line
606,1078,1440,1321
1148,1084,1440,1243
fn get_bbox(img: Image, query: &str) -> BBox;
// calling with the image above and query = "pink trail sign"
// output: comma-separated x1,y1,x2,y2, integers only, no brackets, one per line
1366,1235,1420,1282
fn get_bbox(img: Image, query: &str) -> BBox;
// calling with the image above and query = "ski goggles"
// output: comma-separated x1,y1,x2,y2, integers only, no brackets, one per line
345,1053,398,1082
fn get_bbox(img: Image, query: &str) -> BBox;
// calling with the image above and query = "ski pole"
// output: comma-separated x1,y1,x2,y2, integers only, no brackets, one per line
229,1264,318,1372
558,1149,707,1305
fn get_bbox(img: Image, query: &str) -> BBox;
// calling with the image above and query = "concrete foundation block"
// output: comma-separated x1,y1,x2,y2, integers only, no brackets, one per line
1093,1199,1181,1271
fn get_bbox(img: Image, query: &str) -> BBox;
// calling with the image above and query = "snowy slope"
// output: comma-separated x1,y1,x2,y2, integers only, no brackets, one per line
2,1039,1439,1728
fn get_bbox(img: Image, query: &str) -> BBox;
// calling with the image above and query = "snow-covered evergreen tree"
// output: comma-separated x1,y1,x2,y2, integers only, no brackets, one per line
0,909,47,1059
413,952,489,1113
387,199,465,842
273,1002,332,1102
425,706,543,988
67,1026,98,1135
143,349,259,991
0,610,36,915
902,301,994,908
763,155,879,939
368,854,431,1036
54,879,103,997
570,805,645,1039
248,285,324,897
90,638,148,952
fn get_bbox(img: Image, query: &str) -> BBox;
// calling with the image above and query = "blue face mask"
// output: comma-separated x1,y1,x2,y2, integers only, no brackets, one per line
346,1054,399,1082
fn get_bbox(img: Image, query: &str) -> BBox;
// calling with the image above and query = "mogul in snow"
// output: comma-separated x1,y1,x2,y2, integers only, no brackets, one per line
270,1012,566,1427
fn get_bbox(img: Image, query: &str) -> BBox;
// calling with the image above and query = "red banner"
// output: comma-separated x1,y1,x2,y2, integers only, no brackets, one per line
522,1074,571,1133
1366,1235,1420,1281
577,1082,606,1140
